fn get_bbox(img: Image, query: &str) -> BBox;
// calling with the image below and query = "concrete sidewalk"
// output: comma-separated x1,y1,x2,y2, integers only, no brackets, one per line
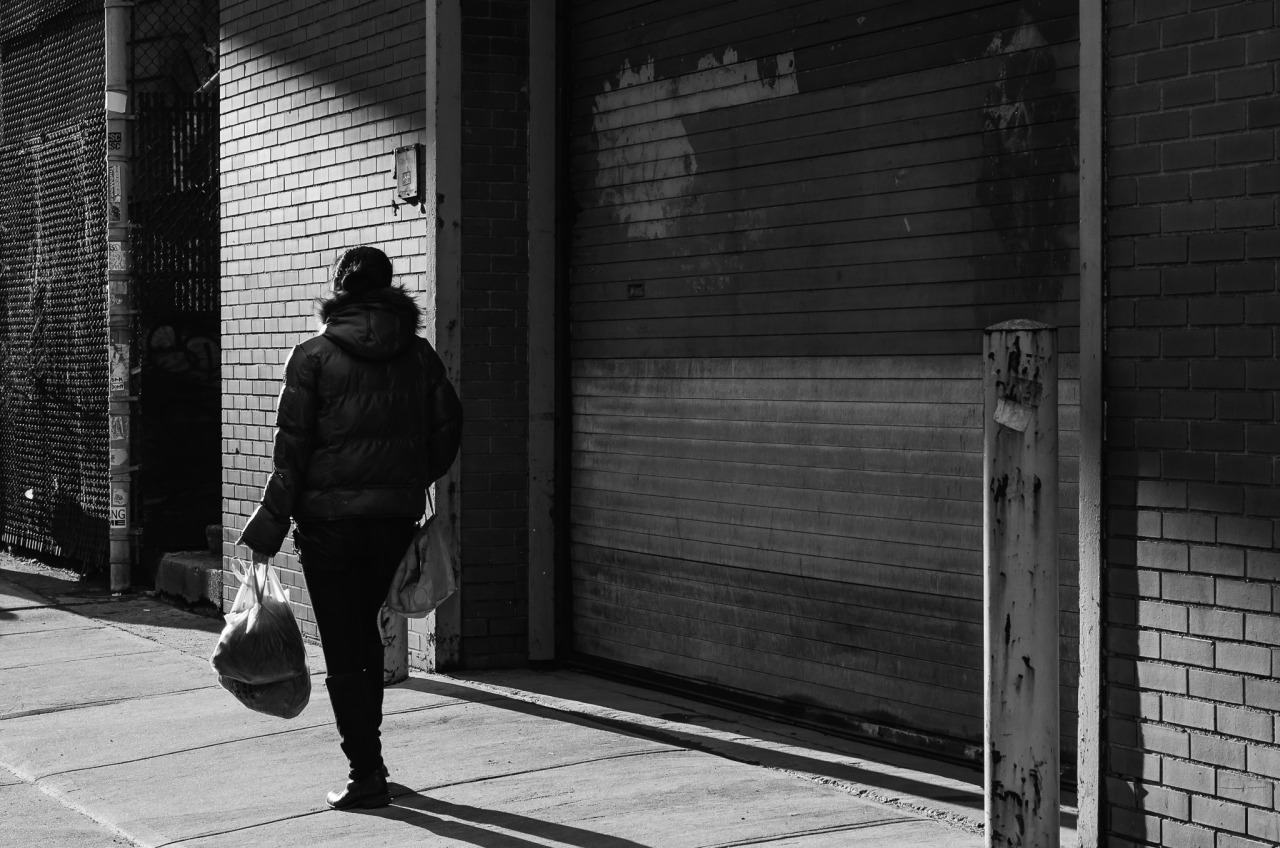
0,558,1067,848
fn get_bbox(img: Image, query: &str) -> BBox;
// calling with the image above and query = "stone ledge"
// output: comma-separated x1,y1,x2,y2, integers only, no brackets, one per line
155,551,223,606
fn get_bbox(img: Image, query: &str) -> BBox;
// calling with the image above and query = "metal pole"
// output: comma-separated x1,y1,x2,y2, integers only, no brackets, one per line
105,0,135,592
984,320,1059,848
527,0,557,661
420,0,464,671
1076,0,1106,843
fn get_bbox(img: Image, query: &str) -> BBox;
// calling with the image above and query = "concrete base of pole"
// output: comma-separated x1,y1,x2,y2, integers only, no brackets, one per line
110,540,131,593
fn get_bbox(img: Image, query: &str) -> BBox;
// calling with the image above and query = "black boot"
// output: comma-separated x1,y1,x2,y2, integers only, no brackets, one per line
323,672,390,810
325,771,390,811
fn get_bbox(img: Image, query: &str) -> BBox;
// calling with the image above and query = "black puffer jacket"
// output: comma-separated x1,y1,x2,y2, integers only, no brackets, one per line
239,286,462,556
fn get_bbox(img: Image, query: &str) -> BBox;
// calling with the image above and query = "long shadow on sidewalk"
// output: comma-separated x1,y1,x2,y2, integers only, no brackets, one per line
394,676,983,822
365,789,655,848
1,558,1003,833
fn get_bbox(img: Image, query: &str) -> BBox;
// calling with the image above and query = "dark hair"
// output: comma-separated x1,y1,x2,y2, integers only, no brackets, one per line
330,246,392,294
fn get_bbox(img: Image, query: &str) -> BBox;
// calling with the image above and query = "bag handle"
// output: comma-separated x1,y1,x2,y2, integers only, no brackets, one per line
232,557,265,603
422,486,438,528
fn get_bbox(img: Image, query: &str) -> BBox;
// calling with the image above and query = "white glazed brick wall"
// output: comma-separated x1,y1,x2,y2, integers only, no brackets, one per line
219,0,427,639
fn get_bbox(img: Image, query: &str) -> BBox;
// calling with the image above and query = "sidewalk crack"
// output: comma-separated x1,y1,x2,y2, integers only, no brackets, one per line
0,645,166,671
694,816,920,848
416,746,689,794
30,721,327,781
0,684,218,722
149,748,689,847
25,696,478,782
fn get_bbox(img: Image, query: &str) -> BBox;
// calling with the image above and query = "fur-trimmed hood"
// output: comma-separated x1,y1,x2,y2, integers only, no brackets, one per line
318,285,423,362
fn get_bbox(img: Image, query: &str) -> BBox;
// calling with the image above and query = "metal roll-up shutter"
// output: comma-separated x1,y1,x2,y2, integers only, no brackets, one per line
567,0,1079,764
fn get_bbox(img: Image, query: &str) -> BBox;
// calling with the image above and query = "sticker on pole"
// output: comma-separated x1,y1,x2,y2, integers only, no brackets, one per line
109,344,129,392
110,487,128,529
108,279,132,309
994,376,1043,433
108,241,129,271
108,164,124,223
109,164,122,203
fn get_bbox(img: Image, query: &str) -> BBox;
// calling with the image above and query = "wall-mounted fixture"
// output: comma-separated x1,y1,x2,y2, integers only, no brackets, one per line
394,143,425,209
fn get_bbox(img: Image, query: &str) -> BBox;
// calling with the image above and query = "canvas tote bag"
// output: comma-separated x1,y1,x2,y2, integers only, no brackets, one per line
385,491,458,618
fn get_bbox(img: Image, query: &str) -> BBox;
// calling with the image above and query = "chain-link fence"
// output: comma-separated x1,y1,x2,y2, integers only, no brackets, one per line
0,1,108,569
132,0,218,100
0,0,219,571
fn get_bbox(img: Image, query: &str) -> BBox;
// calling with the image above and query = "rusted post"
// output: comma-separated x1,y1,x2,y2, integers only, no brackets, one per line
983,320,1059,848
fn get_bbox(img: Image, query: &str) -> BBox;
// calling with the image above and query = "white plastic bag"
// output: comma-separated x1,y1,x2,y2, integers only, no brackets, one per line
210,559,308,685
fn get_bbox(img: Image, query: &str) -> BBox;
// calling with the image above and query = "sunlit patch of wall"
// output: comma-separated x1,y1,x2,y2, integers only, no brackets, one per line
218,0,427,638
1104,3,1280,846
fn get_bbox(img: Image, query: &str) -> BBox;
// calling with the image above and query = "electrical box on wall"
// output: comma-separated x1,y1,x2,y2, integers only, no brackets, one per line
394,143,425,206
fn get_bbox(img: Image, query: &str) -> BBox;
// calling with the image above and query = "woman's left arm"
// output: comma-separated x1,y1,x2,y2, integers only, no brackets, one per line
238,346,319,556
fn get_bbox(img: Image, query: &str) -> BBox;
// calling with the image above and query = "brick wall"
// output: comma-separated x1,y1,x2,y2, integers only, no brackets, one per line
1105,2,1280,846
219,0,428,638
457,0,531,667
220,0,535,668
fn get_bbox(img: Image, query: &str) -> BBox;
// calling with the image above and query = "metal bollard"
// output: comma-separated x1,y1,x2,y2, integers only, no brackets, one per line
983,320,1060,848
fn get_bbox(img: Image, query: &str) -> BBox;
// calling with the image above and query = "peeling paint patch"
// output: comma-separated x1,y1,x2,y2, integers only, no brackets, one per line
982,20,1047,152
696,46,738,71
592,48,798,239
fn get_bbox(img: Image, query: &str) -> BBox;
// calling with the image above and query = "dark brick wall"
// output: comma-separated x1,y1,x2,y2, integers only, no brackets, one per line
1105,1,1280,846
458,0,531,668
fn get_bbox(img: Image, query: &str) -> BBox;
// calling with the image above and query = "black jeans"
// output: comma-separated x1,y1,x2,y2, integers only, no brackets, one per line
294,517,417,677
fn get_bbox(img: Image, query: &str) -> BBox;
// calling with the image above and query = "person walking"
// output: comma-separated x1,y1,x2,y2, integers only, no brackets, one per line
238,246,462,810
